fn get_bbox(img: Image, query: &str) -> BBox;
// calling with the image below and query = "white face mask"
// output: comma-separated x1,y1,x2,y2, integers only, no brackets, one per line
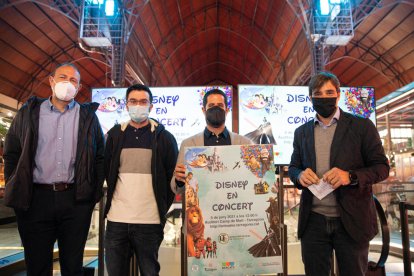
128,105,150,123
53,80,78,101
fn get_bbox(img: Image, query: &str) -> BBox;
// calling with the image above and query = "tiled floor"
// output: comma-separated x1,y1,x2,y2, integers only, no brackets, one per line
8,245,180,276
1,221,413,275
3,242,412,275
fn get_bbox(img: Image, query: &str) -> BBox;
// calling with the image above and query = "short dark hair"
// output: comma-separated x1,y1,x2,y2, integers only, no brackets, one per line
126,84,153,103
308,72,340,96
52,62,80,80
203,88,228,108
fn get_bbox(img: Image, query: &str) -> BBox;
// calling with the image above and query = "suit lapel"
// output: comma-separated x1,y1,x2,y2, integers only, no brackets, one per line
305,121,317,172
330,110,351,166
193,132,204,146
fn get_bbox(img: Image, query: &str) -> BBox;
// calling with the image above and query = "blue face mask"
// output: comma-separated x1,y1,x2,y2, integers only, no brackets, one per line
128,105,150,123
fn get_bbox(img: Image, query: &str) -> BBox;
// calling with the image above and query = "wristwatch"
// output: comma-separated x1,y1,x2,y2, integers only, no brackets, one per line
349,170,358,185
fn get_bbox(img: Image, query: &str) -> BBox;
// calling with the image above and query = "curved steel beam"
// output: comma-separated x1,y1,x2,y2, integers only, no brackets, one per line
158,2,282,63
354,0,414,26
0,0,80,25
325,55,398,87
345,40,405,83
171,43,267,85
163,26,275,74
181,61,254,84
335,1,411,82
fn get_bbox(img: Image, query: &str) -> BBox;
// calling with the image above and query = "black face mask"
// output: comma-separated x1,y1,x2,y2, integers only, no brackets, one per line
206,106,226,128
312,97,337,118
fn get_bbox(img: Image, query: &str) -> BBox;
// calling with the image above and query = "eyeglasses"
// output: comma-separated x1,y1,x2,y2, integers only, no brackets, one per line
127,99,150,106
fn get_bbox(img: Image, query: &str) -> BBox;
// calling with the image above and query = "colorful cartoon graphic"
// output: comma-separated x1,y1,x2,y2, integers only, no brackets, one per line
185,145,282,275
98,96,125,112
186,206,205,257
344,87,375,118
205,237,214,258
240,145,274,179
239,85,376,165
241,88,285,115
194,237,207,258
254,181,269,194
185,171,219,259
245,117,277,145
186,147,226,173
197,86,233,109
264,90,285,115
212,241,217,258
185,172,199,209
187,154,208,168
244,93,267,109
248,197,281,257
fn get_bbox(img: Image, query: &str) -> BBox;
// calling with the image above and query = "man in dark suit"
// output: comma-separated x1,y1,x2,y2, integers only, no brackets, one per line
288,72,389,276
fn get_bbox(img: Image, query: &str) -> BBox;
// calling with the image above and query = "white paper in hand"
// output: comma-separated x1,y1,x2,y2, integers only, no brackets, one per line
308,179,335,200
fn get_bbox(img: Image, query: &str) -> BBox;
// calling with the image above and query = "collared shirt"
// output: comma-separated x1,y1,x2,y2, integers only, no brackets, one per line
123,123,152,148
314,107,340,128
203,127,231,146
33,98,80,184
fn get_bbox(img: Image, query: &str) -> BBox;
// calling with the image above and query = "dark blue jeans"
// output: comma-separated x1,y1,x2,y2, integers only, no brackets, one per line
105,221,164,276
15,187,95,276
301,212,369,276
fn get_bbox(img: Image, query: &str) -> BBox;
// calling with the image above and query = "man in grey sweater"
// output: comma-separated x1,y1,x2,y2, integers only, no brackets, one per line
288,72,389,276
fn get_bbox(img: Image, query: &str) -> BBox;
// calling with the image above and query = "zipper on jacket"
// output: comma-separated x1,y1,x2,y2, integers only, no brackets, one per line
152,127,159,200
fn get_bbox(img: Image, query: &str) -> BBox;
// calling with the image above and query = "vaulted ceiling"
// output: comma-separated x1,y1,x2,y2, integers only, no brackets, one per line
0,0,413,107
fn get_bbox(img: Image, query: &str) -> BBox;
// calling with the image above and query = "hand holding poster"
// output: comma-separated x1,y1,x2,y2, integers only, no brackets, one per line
184,145,283,275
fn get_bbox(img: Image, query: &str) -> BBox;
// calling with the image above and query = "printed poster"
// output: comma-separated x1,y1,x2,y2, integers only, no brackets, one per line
238,85,376,165
184,145,283,275
91,86,233,147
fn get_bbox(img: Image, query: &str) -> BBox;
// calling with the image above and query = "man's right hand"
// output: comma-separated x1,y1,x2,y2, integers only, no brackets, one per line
174,164,186,182
299,168,319,187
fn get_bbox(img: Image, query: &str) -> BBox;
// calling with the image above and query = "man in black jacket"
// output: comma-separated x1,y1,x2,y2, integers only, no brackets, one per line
288,72,389,276
3,63,105,276
104,84,178,276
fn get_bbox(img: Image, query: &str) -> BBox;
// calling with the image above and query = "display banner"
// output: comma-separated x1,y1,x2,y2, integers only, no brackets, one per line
92,86,232,147
238,85,376,165
184,145,283,275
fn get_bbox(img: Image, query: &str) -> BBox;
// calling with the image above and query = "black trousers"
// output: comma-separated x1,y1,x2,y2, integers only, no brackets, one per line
301,212,369,276
15,186,95,276
105,221,164,276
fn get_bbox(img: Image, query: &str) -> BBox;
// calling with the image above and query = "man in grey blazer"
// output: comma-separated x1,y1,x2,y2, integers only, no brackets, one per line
171,88,252,191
